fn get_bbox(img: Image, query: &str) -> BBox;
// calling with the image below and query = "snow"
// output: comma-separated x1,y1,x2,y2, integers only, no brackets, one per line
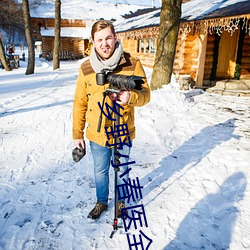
0,48,250,249
30,0,152,20
114,9,160,32
40,27,92,39
93,0,161,7
182,0,249,21
115,0,250,32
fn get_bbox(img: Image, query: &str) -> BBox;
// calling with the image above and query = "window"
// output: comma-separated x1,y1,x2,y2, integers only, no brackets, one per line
137,38,156,54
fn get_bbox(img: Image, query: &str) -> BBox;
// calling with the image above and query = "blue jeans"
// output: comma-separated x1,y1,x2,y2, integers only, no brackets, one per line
90,141,132,205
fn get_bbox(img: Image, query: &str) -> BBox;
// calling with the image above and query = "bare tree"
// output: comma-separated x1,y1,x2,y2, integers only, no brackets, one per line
0,37,11,71
22,0,35,75
0,0,24,38
151,0,182,90
0,0,23,71
53,0,61,70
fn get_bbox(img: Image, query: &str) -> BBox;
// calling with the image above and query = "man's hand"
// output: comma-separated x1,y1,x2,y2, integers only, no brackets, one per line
74,139,85,149
116,90,130,105
72,139,86,162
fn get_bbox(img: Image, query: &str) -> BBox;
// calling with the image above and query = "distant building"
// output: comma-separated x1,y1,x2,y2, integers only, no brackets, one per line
31,18,92,60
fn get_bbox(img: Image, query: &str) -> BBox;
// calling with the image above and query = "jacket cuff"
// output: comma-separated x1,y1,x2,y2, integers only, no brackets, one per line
72,131,84,140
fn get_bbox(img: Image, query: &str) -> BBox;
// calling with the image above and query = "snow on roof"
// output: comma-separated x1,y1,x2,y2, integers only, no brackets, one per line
30,0,151,20
114,0,250,32
40,27,92,39
182,0,250,21
114,8,160,32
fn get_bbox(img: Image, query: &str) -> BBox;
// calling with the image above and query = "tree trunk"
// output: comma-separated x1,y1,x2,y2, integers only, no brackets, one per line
22,0,35,75
0,37,11,71
151,0,182,90
53,0,61,70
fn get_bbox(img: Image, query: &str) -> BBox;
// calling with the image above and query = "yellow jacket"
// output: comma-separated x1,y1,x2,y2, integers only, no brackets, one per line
72,52,150,146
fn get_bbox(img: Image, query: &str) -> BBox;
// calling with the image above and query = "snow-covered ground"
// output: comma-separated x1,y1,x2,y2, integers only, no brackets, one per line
0,49,249,250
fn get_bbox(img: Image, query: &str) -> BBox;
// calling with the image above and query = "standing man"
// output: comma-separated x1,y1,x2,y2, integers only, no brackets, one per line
72,20,150,219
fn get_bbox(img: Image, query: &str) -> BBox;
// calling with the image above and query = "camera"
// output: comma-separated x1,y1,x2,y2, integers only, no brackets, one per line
72,146,86,162
96,70,144,91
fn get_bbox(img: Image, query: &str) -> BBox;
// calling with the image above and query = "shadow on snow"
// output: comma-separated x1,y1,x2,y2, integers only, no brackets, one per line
140,118,239,203
164,172,247,249
0,100,72,117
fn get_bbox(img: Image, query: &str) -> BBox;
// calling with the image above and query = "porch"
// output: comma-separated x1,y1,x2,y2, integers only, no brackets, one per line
205,79,250,97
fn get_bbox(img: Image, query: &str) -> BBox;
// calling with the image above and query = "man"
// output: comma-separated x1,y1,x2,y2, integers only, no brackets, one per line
72,20,150,219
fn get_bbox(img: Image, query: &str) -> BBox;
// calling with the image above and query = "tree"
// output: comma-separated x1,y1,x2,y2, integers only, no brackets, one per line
53,0,61,70
150,0,182,90
22,0,35,75
0,0,23,71
0,0,24,43
0,37,11,71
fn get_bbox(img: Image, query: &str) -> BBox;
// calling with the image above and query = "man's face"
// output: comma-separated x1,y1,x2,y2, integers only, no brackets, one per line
93,27,117,60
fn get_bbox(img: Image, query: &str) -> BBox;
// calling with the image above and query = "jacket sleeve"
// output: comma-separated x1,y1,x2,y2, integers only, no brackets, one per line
72,68,88,140
128,59,150,107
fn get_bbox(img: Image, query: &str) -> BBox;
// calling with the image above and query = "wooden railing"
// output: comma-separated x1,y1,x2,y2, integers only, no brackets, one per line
46,51,83,61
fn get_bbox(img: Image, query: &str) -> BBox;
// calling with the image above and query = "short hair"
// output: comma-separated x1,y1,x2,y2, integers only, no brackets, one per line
91,20,116,40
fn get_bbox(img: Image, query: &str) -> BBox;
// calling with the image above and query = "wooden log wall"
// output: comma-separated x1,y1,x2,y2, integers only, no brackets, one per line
41,37,86,58
72,38,87,55
134,53,156,68
203,33,216,82
120,39,137,54
173,34,199,80
120,38,156,68
61,38,74,52
183,35,198,79
41,37,53,58
240,35,250,79
173,34,185,75
120,31,200,78
32,18,86,29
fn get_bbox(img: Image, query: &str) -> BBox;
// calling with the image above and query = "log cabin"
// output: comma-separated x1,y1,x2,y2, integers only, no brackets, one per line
31,18,92,60
115,0,250,93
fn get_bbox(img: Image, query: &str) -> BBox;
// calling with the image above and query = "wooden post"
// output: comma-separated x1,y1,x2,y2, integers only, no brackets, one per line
195,32,207,88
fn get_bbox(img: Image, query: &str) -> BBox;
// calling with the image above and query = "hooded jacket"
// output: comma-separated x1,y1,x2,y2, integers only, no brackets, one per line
72,52,150,147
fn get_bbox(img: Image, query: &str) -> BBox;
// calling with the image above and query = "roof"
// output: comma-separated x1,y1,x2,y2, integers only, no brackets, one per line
115,8,160,33
115,0,250,32
30,0,151,20
196,1,250,20
40,27,91,39
182,0,250,21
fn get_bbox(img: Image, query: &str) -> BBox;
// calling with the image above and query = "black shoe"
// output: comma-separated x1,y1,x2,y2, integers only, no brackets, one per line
87,202,108,220
117,202,128,219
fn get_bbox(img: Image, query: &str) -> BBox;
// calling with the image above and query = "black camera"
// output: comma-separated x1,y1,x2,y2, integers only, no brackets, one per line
96,70,144,90
72,146,86,163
